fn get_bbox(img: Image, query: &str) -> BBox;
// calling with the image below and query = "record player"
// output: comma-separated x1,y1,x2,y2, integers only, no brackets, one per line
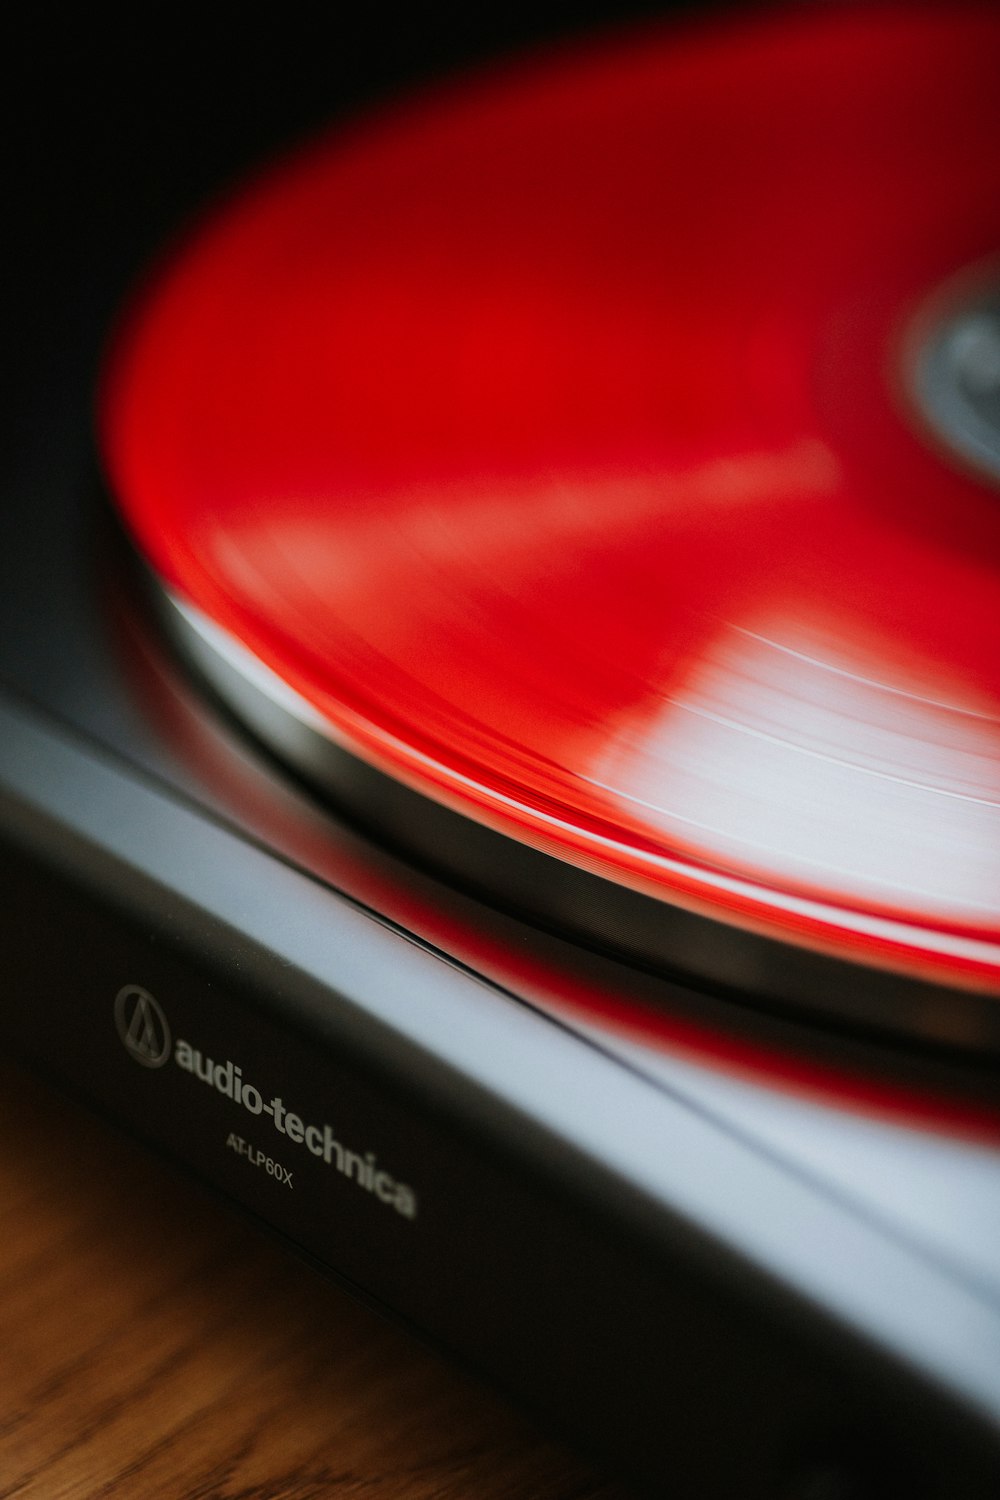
1,3,999,1495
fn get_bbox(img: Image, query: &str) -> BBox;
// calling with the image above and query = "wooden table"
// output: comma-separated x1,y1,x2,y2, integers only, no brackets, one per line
0,1055,634,1499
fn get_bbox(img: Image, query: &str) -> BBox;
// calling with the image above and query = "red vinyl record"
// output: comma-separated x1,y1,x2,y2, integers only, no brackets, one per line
101,4,1000,1010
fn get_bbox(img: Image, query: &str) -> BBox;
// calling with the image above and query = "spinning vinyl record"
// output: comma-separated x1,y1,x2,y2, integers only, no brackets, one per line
101,2,1000,1047
3,5,1000,1496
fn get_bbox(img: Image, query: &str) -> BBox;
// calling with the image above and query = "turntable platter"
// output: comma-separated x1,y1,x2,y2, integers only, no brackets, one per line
100,4,1000,1036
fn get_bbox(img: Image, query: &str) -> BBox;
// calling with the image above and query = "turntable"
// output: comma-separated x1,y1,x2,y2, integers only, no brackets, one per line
1,3,999,1496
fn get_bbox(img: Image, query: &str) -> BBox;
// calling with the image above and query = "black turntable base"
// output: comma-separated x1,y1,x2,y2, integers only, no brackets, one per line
2,4,999,1496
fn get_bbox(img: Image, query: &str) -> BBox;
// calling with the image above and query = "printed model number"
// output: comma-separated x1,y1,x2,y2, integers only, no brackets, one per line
226,1131,293,1188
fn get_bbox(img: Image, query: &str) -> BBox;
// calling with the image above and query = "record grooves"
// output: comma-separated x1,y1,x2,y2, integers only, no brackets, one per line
151,579,1000,1056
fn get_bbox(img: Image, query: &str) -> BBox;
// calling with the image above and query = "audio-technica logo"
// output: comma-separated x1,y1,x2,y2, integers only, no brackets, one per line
111,984,417,1218
114,984,172,1068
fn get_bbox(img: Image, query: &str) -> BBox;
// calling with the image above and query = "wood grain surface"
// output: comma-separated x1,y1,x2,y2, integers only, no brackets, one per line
0,1055,634,1500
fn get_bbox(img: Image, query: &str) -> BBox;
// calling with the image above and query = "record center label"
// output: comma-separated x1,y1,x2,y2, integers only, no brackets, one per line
913,280,1000,484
